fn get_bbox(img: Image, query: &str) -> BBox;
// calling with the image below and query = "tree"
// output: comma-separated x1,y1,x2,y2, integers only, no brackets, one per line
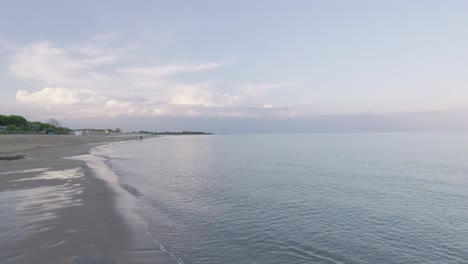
29,121,52,132
6,125,21,132
0,115,28,127
47,118,62,128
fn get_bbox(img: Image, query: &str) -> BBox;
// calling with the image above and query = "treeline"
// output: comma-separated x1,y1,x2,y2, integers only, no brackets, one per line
136,131,213,135
0,114,70,134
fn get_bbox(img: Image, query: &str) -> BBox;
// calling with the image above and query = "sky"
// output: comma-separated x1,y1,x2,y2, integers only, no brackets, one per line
1,0,468,133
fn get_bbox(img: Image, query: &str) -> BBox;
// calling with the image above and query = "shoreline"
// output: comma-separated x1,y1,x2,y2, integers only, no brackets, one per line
0,135,177,263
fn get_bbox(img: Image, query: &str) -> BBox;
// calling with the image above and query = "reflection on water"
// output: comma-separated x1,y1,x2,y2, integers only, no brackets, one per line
0,167,84,244
10,168,83,182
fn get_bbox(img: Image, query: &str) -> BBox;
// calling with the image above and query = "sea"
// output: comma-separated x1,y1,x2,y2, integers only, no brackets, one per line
92,133,468,264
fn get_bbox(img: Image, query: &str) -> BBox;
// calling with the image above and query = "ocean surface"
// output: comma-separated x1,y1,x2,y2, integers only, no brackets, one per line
93,133,468,264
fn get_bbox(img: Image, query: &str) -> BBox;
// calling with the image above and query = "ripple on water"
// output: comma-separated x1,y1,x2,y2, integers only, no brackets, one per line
98,134,468,264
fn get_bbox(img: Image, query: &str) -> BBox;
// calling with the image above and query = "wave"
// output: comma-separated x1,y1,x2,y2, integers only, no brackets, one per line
119,183,142,197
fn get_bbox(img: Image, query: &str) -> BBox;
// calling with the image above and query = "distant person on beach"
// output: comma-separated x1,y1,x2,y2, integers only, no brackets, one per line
140,136,143,140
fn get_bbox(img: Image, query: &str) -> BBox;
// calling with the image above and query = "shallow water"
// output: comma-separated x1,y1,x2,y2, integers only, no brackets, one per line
95,133,468,264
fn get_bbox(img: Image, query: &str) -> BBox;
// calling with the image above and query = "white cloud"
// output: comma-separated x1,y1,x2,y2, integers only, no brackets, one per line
11,42,85,84
241,83,294,97
9,42,112,89
117,61,224,77
171,86,215,106
16,87,103,105
0,38,17,50
15,87,298,120
89,32,122,41
82,54,119,65
7,38,295,119
105,99,130,109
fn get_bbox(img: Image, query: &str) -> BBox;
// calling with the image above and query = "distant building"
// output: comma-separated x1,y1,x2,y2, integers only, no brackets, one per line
0,126,6,132
72,128,106,136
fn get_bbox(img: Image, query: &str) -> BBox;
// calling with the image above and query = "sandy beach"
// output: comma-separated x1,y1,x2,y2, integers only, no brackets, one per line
0,135,177,264
0,134,144,154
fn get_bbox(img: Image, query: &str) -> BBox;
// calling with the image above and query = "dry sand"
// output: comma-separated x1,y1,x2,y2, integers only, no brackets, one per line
0,135,177,264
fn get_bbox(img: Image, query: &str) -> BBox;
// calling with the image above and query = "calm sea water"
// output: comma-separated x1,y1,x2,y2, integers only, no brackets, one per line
94,133,468,264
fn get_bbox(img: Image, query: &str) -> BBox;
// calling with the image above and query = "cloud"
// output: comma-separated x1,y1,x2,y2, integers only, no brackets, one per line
0,38,17,50
82,54,119,65
171,85,215,106
241,83,294,97
105,99,130,109
169,83,244,107
15,87,297,121
11,42,84,84
117,61,224,77
16,87,104,106
7,38,295,120
9,42,112,89
89,32,122,41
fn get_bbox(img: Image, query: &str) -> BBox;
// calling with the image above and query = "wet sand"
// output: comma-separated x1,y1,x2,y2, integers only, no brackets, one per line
0,135,177,264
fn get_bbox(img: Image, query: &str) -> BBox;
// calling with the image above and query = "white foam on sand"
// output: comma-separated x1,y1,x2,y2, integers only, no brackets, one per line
0,168,50,175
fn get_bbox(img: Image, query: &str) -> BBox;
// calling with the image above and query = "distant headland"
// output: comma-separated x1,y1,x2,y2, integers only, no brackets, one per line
135,131,213,135
0,114,213,135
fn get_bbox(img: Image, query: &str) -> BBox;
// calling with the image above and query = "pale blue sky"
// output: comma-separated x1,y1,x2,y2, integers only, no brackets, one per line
1,1,468,132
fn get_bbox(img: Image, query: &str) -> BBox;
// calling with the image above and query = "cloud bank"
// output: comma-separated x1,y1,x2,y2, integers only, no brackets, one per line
7,38,296,120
